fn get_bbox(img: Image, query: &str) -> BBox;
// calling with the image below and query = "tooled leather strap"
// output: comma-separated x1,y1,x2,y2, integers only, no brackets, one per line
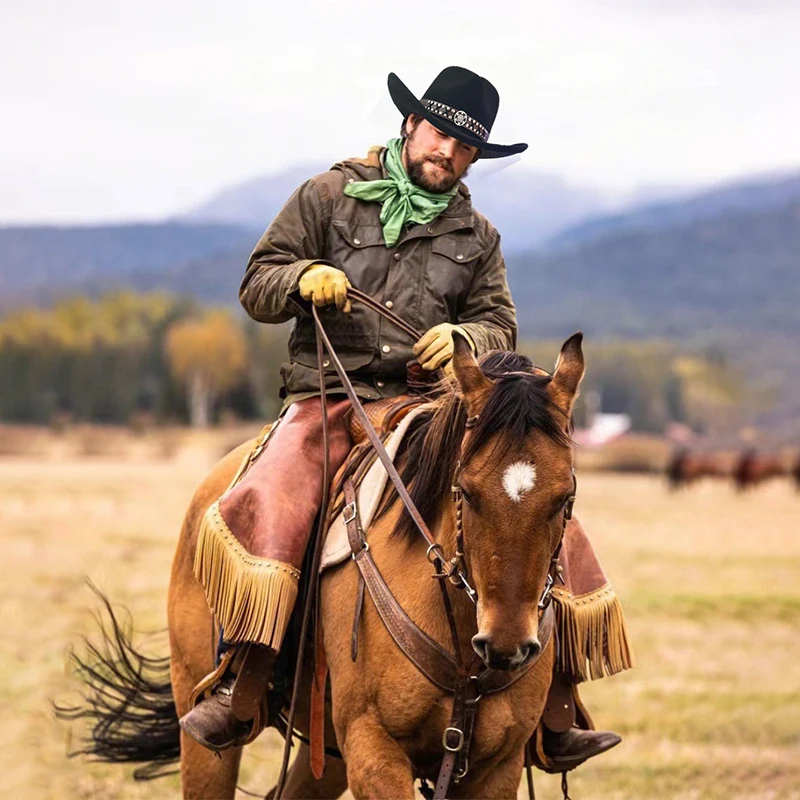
344,479,459,691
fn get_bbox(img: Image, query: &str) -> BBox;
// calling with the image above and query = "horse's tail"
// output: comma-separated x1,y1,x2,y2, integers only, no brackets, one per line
54,582,180,780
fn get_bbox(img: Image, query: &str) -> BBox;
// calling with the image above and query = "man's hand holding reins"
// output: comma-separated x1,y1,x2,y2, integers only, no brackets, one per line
413,323,475,371
299,264,352,313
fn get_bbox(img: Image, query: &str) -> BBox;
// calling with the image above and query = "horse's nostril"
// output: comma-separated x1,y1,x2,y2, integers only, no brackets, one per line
471,634,490,661
523,638,542,661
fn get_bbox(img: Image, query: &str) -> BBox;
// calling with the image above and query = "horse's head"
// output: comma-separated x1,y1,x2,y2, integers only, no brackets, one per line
449,332,584,670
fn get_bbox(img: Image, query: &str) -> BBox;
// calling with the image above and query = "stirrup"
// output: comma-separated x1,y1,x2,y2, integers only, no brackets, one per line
189,649,237,708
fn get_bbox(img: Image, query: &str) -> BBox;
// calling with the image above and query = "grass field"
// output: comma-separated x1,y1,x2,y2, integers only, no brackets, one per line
2,436,798,799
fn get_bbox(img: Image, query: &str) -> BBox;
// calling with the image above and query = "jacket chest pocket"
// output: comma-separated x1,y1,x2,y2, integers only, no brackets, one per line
426,236,481,303
329,220,389,292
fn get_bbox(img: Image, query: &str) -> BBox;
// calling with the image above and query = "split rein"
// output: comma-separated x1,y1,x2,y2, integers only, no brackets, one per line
319,287,477,601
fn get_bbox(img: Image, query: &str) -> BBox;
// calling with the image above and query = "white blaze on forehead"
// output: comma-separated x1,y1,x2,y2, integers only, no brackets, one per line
502,461,537,503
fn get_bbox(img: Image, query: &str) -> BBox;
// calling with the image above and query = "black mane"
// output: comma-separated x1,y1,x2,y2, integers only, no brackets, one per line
381,350,572,542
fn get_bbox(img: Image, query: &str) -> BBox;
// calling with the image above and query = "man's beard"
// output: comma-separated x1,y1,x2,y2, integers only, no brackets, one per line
403,136,470,193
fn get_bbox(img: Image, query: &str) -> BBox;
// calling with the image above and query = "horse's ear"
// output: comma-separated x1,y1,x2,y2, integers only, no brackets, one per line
549,332,585,418
451,330,492,413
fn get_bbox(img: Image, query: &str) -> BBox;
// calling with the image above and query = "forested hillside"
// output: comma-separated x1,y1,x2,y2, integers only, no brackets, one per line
509,201,800,341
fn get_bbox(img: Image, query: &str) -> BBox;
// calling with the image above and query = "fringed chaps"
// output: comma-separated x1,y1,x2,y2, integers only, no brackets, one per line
551,516,635,683
194,397,353,650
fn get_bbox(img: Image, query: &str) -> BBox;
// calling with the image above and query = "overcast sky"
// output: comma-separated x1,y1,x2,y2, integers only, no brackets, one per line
1,0,797,223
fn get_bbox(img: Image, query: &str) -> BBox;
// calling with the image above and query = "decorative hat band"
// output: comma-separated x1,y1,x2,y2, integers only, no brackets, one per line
421,98,489,142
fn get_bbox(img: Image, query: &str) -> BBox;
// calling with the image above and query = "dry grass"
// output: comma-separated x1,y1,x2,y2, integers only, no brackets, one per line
574,434,671,474
1,431,798,799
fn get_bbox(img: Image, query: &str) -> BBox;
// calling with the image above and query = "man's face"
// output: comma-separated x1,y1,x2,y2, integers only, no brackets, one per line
402,115,480,193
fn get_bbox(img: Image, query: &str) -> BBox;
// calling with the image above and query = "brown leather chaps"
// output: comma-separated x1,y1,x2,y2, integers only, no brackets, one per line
220,396,353,570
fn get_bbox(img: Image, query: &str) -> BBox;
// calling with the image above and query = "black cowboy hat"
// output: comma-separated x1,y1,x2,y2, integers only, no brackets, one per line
388,66,527,160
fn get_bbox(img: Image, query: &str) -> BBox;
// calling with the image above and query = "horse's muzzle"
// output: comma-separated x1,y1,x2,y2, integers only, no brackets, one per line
471,633,541,671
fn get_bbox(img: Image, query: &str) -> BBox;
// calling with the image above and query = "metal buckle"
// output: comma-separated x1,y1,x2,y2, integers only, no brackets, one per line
342,501,357,524
351,541,369,561
442,726,464,752
538,573,555,609
455,758,469,780
426,542,446,565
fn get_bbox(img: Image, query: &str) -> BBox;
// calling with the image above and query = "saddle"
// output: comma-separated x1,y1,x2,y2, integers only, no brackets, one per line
345,395,425,444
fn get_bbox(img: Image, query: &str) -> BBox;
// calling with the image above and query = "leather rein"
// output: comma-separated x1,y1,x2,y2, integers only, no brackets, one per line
274,287,576,800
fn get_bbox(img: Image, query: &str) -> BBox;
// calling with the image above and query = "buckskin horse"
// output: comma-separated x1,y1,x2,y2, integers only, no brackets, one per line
59,330,587,799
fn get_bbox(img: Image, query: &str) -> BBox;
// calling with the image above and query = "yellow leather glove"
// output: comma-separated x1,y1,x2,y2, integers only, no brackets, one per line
412,323,475,371
298,263,352,312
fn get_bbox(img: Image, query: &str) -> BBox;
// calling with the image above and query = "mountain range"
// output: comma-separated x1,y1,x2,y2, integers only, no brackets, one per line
181,161,618,251
1,164,798,422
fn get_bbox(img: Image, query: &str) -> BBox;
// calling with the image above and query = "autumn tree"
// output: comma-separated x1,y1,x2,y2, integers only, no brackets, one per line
164,310,247,427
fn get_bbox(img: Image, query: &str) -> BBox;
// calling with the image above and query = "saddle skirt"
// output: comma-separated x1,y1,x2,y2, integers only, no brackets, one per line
321,403,430,572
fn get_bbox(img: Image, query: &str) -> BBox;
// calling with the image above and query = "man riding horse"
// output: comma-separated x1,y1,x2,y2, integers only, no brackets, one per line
180,66,632,778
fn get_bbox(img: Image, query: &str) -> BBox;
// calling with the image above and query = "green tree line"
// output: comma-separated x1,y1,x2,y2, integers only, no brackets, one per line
0,292,743,431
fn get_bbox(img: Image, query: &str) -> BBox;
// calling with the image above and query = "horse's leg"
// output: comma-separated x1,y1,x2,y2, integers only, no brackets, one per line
342,714,415,800
450,749,525,800
264,743,348,799
171,638,242,799
169,454,250,799
178,734,243,800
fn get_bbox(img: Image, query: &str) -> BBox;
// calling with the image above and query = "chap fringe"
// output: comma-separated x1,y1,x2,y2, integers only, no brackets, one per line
552,583,635,682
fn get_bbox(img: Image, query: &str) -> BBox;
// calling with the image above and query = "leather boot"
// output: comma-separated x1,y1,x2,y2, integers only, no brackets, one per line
542,726,621,773
179,676,253,753
179,644,276,753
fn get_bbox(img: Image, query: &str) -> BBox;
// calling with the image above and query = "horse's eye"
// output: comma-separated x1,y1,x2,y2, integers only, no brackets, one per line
459,484,475,506
558,493,575,513
549,494,572,518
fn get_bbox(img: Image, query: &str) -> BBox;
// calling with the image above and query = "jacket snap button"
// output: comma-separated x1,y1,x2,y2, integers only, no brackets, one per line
382,345,391,353
376,380,385,388
385,300,393,309
322,359,330,367
353,238,361,245
456,254,464,260
393,253,401,261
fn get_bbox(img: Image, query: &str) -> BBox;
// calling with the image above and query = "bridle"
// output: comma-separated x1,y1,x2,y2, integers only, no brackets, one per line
449,412,578,613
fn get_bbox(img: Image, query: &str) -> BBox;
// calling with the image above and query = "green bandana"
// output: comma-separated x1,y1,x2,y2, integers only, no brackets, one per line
343,138,458,247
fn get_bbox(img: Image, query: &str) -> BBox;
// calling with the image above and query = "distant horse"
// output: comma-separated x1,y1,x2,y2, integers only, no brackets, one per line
59,333,586,799
665,448,728,490
792,453,800,491
733,449,786,491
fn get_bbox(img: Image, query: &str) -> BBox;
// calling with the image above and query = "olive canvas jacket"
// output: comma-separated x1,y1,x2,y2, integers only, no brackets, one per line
239,145,517,408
